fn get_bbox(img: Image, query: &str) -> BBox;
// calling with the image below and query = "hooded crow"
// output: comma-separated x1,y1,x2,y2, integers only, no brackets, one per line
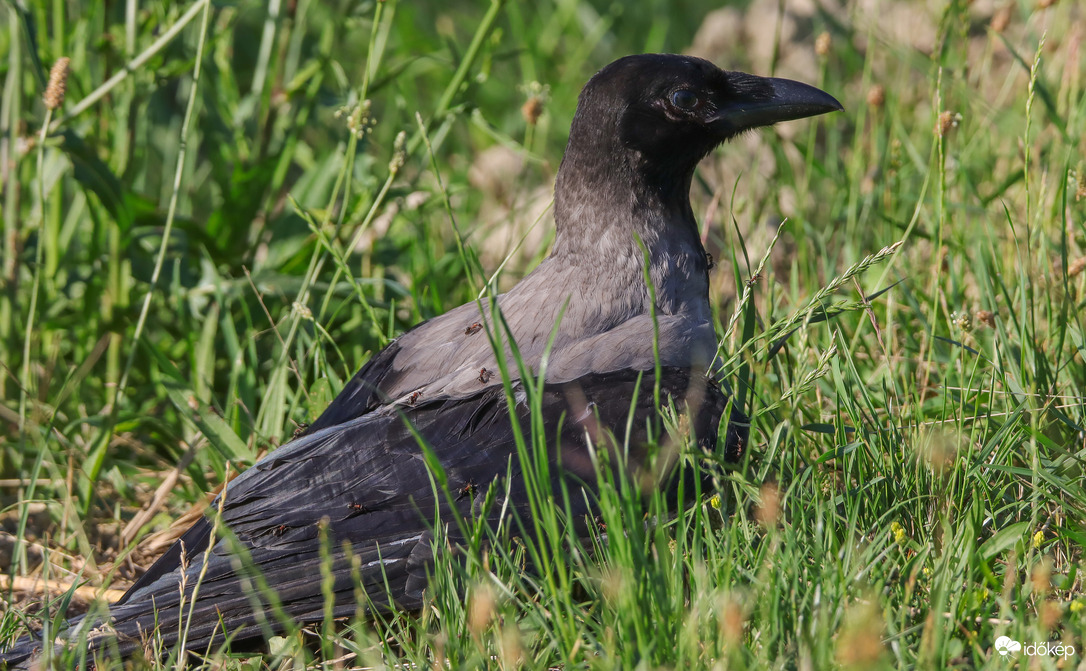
0,53,840,666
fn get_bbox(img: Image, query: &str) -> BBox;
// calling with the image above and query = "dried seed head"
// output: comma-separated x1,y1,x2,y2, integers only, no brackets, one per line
467,584,496,636
836,601,885,668
935,110,961,137
720,597,745,645
991,5,1012,32
499,625,524,666
521,98,543,125
754,482,779,527
974,310,996,328
866,85,885,108
44,57,71,111
814,31,832,57
1031,558,1051,594
1039,600,1061,630
520,81,550,126
936,111,953,136
1068,257,1086,277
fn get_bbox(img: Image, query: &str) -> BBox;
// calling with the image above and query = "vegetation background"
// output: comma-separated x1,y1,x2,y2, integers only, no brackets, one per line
1,0,1084,668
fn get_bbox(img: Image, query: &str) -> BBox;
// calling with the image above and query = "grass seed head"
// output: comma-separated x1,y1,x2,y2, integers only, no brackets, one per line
722,599,745,644
867,85,885,108
952,311,973,333
337,100,375,139
292,301,313,321
935,110,961,137
388,131,407,173
468,584,496,637
1040,600,1061,630
1032,558,1052,594
755,483,779,527
44,57,71,110
715,594,746,645
520,81,550,126
975,310,996,328
499,624,524,666
836,601,885,668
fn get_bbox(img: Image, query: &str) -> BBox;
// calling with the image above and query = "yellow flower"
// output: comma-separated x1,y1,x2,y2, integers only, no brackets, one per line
1070,600,1084,614
709,493,722,510
890,521,906,546
1032,530,1044,549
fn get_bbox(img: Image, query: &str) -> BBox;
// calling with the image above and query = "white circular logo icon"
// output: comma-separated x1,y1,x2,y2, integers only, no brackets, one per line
995,636,1022,656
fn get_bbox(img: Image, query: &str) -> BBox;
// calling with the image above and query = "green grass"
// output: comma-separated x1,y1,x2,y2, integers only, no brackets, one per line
2,0,1085,668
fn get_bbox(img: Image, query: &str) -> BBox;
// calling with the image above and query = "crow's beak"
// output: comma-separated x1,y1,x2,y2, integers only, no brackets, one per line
711,73,843,133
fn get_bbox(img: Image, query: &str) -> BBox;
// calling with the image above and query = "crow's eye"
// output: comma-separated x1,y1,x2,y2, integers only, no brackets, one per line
669,89,699,111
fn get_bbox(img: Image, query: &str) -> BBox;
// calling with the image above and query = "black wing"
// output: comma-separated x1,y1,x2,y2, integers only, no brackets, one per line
2,368,743,663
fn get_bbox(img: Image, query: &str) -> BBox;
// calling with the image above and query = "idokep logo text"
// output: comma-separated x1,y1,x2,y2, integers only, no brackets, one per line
995,636,1075,659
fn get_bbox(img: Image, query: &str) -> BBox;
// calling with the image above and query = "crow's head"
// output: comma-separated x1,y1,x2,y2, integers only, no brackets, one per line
568,54,842,178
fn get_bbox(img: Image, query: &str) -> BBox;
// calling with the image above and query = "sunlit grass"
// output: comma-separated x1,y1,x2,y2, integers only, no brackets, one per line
2,0,1084,668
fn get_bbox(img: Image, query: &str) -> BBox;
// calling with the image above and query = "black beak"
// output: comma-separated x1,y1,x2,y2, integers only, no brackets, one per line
711,73,843,133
